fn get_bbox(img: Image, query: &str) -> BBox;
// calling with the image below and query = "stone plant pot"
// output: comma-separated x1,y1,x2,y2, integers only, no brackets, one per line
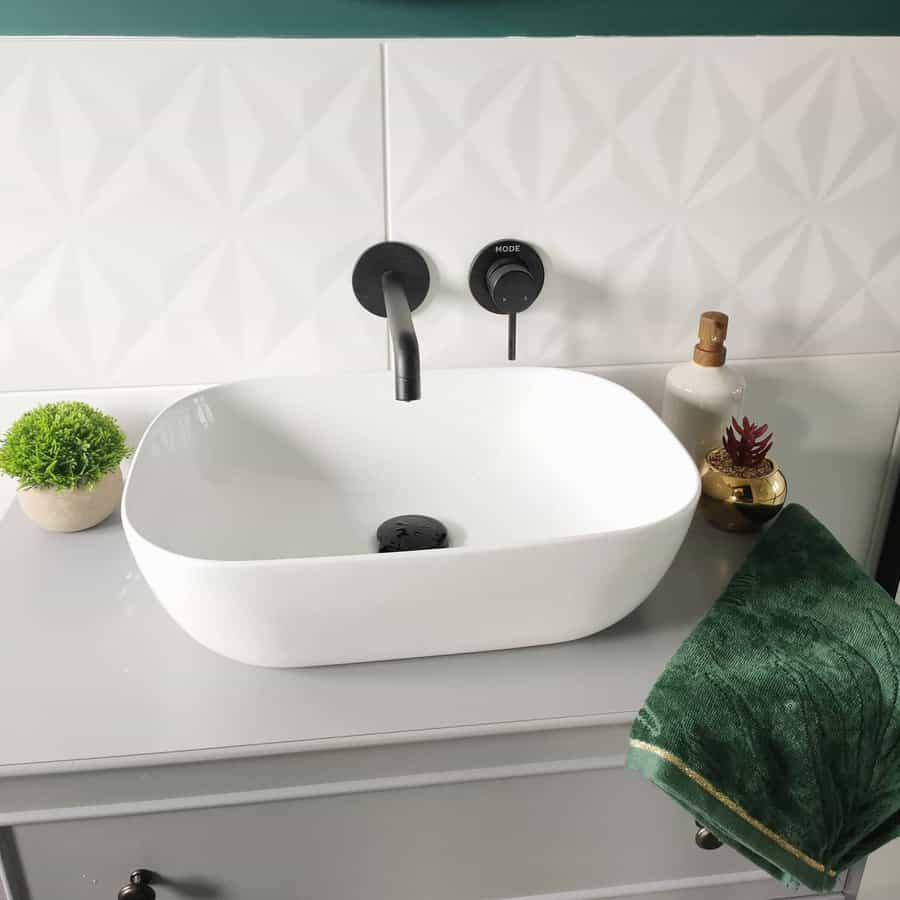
17,468,123,533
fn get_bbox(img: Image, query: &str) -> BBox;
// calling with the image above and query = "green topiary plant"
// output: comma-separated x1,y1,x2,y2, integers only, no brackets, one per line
0,402,131,491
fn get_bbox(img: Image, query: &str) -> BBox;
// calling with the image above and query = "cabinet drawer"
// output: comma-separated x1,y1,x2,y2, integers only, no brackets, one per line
10,768,804,900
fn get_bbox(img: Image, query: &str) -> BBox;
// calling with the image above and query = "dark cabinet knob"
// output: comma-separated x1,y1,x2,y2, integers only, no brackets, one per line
695,823,723,850
117,869,155,899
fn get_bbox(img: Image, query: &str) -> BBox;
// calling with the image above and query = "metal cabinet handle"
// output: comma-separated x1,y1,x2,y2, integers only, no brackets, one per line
695,822,723,850
117,869,155,899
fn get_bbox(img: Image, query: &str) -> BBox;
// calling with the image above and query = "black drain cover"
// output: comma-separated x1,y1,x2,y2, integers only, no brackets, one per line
377,515,449,552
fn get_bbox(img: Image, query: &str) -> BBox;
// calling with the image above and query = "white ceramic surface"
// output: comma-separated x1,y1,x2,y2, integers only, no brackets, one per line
122,367,699,667
662,361,746,467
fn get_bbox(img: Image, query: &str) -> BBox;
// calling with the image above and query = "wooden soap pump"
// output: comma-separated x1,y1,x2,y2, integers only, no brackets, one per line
661,310,746,467
693,311,729,367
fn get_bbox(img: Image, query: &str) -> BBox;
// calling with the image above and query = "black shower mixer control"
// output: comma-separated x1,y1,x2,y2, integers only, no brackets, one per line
469,240,544,361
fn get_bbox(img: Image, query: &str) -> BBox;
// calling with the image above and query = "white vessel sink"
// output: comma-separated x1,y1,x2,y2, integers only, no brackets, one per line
123,368,699,667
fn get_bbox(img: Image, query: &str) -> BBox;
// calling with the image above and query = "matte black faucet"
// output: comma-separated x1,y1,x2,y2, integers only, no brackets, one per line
352,242,430,402
381,271,421,401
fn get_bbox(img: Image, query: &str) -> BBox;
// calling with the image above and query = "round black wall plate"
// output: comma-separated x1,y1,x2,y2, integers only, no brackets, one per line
353,242,430,317
469,239,544,314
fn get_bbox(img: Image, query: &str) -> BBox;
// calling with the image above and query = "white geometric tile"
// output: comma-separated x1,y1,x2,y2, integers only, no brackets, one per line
0,38,386,389
387,37,900,368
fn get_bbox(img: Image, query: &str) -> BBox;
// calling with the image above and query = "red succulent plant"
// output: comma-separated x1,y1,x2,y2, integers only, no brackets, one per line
722,417,773,469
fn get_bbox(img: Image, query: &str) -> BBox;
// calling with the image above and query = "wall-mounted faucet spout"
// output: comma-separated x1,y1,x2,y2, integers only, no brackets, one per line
381,271,421,401
352,242,430,402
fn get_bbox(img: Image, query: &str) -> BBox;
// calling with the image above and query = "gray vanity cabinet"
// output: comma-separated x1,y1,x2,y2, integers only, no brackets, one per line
2,742,847,900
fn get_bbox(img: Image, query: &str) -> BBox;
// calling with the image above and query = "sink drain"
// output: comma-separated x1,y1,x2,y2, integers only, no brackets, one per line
376,515,449,552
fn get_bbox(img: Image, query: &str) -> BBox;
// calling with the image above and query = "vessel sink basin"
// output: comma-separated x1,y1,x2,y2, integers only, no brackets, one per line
123,368,699,667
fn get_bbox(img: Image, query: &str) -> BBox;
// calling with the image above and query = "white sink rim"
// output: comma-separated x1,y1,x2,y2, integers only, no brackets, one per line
122,368,700,567
122,367,700,667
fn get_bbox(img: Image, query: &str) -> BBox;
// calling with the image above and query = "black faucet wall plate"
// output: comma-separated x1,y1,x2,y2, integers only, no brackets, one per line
353,241,429,402
352,242,430,317
469,239,544,360
469,240,544,314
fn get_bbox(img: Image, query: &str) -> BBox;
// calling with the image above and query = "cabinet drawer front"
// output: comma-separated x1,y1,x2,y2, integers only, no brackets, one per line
11,768,795,900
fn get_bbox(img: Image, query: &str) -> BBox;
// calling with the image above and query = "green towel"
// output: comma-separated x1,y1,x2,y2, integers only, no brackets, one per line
626,504,900,892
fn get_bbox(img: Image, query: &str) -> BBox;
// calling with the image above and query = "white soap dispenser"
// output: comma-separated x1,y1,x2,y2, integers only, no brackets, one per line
662,311,745,468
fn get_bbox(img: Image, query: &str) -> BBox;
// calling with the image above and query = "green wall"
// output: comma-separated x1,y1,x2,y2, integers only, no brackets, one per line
4,0,900,37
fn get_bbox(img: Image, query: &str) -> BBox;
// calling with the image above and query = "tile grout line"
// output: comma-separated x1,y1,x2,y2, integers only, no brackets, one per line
380,41,392,242
380,40,393,370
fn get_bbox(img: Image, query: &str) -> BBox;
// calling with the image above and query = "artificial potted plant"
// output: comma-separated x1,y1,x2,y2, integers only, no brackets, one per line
0,402,131,532
699,416,787,532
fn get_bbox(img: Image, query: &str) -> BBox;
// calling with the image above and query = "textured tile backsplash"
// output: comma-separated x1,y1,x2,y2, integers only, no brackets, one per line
0,36,898,387
0,39,386,389
0,35,898,571
388,37,900,367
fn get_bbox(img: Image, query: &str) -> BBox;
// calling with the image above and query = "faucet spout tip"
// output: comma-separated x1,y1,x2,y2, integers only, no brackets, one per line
395,379,421,402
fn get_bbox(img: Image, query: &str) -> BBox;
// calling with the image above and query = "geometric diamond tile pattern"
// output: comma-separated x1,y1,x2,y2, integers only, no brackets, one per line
387,37,900,366
1,37,899,389
0,39,386,388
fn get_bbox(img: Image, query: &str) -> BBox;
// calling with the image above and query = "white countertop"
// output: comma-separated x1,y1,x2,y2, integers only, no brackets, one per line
0,499,757,772
2,353,895,774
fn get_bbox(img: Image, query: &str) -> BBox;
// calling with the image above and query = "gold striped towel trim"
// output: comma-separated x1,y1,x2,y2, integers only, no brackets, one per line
629,739,837,877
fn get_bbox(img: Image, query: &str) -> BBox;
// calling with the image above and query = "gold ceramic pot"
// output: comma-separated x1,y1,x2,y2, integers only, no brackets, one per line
699,451,787,533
